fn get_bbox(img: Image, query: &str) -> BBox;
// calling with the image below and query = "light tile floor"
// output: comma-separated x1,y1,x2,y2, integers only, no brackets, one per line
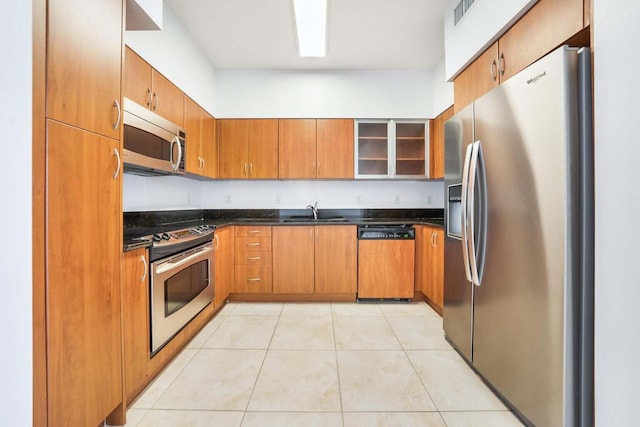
124,302,525,427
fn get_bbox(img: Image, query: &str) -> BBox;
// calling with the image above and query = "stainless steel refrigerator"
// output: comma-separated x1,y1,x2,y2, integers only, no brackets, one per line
443,46,593,427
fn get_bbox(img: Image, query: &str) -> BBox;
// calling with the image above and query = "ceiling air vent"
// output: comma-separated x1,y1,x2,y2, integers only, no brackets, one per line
454,0,476,26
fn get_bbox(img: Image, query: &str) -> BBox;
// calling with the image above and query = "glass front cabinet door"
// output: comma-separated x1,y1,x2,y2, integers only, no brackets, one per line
355,119,429,179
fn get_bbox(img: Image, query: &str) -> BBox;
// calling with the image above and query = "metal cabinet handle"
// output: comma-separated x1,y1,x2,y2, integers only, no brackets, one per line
213,234,219,250
249,163,253,176
247,256,262,261
499,53,505,76
247,278,262,282
490,59,498,81
431,231,437,247
247,243,261,247
248,230,261,234
244,162,248,176
113,148,121,179
140,255,147,282
152,92,159,110
317,161,320,176
113,99,121,130
146,88,152,107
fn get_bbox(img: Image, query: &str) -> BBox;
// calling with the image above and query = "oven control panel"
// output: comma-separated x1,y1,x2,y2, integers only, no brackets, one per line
152,225,213,246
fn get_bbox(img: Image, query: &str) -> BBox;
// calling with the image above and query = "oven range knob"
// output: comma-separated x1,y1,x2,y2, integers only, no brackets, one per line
161,233,170,240
152,234,162,242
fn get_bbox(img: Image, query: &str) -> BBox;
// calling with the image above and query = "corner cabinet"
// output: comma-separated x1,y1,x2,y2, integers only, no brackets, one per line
355,119,430,179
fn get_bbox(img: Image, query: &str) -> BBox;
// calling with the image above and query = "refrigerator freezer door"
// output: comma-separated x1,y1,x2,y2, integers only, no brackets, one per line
443,103,475,362
471,47,580,426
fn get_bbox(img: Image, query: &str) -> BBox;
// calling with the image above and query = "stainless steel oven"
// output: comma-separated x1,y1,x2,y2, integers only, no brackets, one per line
149,225,214,354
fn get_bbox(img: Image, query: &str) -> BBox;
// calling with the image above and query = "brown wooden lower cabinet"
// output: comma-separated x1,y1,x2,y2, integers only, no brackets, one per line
415,225,444,313
314,225,357,293
234,226,273,293
214,226,235,307
273,226,315,293
123,248,149,402
271,225,358,295
358,239,415,299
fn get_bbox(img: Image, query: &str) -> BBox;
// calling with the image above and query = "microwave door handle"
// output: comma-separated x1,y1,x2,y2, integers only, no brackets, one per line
169,135,181,171
461,143,474,283
176,135,183,170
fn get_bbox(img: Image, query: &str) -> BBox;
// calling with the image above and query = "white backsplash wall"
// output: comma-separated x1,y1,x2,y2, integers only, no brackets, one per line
200,180,444,209
123,174,444,211
123,174,203,211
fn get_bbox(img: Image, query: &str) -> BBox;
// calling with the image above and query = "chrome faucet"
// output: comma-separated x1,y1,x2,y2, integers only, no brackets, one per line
307,201,318,220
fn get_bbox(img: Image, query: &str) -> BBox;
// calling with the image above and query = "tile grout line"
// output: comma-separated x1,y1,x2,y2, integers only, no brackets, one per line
330,302,347,427
238,302,284,425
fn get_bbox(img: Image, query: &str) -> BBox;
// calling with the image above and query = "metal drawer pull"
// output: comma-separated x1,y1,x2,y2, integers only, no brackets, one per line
248,230,261,234
247,278,262,282
247,256,262,260
146,88,152,106
490,59,498,81
499,52,505,76
247,243,261,247
113,99,121,130
113,148,121,179
140,255,147,282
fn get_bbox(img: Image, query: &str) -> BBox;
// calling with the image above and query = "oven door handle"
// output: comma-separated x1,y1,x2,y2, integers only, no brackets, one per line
154,243,213,275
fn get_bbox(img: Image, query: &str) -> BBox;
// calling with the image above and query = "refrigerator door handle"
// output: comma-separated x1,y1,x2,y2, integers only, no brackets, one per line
468,140,488,287
461,143,474,283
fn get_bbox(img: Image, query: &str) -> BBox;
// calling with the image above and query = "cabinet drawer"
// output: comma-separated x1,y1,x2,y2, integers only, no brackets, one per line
235,236,272,251
235,251,272,266
234,265,273,293
235,226,272,237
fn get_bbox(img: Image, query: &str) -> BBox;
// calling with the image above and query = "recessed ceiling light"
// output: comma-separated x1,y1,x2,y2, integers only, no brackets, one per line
292,0,327,57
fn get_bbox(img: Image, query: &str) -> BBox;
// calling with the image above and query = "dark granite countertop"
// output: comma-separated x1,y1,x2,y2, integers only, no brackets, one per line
123,208,444,252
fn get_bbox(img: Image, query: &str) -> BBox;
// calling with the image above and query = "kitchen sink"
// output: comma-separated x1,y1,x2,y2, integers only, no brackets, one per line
281,216,350,223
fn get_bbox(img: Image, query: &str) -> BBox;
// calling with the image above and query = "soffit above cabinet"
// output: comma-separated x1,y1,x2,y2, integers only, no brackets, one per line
444,0,538,81
126,0,163,31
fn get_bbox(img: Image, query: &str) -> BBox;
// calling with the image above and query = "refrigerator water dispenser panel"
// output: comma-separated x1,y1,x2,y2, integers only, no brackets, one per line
447,184,462,239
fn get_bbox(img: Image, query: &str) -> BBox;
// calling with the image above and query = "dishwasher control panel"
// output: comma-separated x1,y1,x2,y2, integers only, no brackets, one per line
357,225,415,240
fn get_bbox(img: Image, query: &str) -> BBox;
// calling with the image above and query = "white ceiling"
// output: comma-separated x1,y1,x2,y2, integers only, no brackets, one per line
165,0,451,70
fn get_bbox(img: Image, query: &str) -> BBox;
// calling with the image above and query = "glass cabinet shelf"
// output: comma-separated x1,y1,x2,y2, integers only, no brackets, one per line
355,119,429,178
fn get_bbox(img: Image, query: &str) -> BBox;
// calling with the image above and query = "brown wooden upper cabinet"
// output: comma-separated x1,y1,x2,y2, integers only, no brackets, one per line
279,119,355,179
218,119,279,179
46,0,122,139
184,96,217,178
454,0,587,112
124,46,185,127
429,106,454,179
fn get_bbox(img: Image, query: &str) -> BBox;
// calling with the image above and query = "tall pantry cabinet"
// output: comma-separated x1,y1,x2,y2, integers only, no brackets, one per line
40,0,125,426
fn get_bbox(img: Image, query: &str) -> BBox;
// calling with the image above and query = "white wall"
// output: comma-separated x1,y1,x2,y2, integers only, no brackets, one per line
125,3,217,114
123,5,447,213
215,69,435,119
593,0,640,424
123,175,444,211
430,56,455,116
0,1,32,424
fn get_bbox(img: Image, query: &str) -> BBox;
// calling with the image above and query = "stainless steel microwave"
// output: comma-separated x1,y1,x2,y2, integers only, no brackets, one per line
123,97,186,176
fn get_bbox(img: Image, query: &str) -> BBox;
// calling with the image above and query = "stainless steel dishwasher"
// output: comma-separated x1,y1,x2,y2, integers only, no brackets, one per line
357,225,415,301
